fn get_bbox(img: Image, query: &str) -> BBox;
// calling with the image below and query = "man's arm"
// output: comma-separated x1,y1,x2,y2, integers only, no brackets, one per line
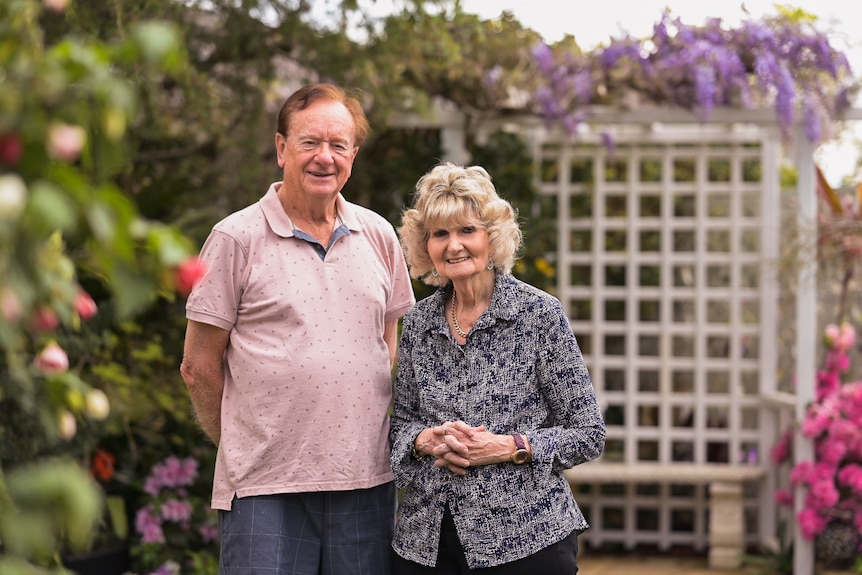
383,318,399,370
180,319,230,445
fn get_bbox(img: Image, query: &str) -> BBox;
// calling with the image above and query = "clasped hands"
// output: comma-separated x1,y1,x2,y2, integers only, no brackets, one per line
414,420,504,476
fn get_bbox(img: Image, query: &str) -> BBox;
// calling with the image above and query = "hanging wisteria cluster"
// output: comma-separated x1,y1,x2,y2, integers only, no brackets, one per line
531,10,858,142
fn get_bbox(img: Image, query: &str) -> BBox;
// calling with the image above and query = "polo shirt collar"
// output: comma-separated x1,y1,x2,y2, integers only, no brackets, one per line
260,182,365,238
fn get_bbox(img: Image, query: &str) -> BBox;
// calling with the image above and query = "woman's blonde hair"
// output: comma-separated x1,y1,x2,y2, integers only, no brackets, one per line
398,162,522,286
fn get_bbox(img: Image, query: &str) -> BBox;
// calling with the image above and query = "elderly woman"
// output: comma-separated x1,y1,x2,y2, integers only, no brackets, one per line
390,162,605,574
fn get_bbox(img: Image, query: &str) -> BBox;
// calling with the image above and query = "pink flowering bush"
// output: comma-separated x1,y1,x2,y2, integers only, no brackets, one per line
772,323,862,561
132,455,219,575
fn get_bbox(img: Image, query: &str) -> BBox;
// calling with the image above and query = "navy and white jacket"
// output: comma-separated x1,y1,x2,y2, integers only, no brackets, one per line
390,272,606,568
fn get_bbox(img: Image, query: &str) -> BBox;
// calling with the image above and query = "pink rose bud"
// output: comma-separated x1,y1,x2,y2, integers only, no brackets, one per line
74,289,98,321
34,341,69,374
0,132,23,166
29,306,59,332
47,123,87,162
0,287,22,323
43,0,72,12
175,257,207,297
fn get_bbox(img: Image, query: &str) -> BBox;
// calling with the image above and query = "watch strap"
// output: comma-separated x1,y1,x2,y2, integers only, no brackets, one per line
511,433,529,464
512,433,526,451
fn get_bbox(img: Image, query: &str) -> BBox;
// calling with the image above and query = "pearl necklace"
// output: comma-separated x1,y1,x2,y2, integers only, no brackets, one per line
451,291,469,338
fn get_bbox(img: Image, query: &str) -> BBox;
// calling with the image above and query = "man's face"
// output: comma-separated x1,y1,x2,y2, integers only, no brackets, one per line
275,100,359,201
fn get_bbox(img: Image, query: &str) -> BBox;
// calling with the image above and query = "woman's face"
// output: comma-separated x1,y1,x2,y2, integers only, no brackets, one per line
426,217,491,283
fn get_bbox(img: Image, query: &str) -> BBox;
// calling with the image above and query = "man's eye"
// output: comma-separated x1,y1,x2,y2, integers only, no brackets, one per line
333,144,350,153
300,140,318,150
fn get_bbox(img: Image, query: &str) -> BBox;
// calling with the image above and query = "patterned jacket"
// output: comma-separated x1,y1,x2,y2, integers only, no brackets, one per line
390,272,606,568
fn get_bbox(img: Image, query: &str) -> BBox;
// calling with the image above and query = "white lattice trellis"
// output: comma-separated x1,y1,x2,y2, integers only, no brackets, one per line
530,122,781,552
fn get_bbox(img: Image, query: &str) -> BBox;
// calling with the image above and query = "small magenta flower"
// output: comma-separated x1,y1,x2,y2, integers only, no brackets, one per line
199,522,219,544
34,341,69,374
160,499,193,523
135,505,166,544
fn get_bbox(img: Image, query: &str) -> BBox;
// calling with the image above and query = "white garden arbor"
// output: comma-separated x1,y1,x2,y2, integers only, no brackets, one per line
413,103,862,573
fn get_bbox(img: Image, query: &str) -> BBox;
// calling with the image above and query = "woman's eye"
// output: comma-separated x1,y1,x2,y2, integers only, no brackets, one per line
462,226,475,234
432,230,448,238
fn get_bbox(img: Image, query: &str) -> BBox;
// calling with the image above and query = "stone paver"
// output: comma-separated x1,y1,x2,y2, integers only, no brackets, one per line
578,552,765,575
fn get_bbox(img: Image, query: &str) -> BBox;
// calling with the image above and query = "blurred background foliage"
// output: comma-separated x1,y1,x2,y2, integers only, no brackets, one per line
1,0,550,572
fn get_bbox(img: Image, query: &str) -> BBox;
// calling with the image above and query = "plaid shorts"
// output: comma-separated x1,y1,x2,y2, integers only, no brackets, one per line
219,482,396,575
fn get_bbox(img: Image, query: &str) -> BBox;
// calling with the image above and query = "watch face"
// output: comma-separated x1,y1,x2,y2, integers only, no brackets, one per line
512,449,529,464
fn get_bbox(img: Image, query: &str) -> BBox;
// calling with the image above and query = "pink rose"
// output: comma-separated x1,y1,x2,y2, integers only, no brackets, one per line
47,123,86,162
175,257,207,297
34,342,69,374
0,132,23,166
74,289,98,321
0,288,22,323
29,306,59,332
43,0,71,12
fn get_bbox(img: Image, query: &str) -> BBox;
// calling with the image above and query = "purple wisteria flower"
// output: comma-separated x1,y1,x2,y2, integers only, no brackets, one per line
530,8,857,143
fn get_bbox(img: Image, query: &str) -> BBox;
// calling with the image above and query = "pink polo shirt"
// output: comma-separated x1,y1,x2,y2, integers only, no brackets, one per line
186,183,415,510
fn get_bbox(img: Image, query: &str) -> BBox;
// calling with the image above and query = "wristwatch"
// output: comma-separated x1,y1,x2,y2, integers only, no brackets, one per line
511,433,530,464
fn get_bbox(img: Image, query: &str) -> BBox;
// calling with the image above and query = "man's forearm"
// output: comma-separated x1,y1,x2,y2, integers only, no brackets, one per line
181,362,224,445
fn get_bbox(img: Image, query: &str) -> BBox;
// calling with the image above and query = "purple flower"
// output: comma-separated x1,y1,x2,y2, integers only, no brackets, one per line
199,522,220,544
146,456,199,494
693,63,716,120
135,505,165,544
801,94,822,143
531,42,554,72
161,498,194,523
531,9,852,142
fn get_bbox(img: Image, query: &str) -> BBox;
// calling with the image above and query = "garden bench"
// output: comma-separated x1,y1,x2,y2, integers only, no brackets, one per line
564,461,767,570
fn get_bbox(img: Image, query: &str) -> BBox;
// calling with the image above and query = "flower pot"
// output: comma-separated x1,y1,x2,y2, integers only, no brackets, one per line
815,520,859,572
62,544,131,575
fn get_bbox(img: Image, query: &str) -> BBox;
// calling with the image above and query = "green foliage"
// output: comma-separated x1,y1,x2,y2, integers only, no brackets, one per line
470,130,556,294
0,0,202,571
0,460,102,569
742,520,794,575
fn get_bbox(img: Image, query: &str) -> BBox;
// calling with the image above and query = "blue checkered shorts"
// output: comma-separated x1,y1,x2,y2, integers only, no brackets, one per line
219,482,396,575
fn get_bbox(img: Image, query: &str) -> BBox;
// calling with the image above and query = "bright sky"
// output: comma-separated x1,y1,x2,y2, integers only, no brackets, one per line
460,0,862,186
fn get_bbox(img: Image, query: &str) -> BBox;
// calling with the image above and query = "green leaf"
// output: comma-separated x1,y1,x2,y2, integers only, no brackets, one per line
105,495,128,541
23,181,78,234
130,22,185,71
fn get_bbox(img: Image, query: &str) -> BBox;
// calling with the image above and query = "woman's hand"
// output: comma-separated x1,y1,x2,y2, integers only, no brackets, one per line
429,421,523,475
